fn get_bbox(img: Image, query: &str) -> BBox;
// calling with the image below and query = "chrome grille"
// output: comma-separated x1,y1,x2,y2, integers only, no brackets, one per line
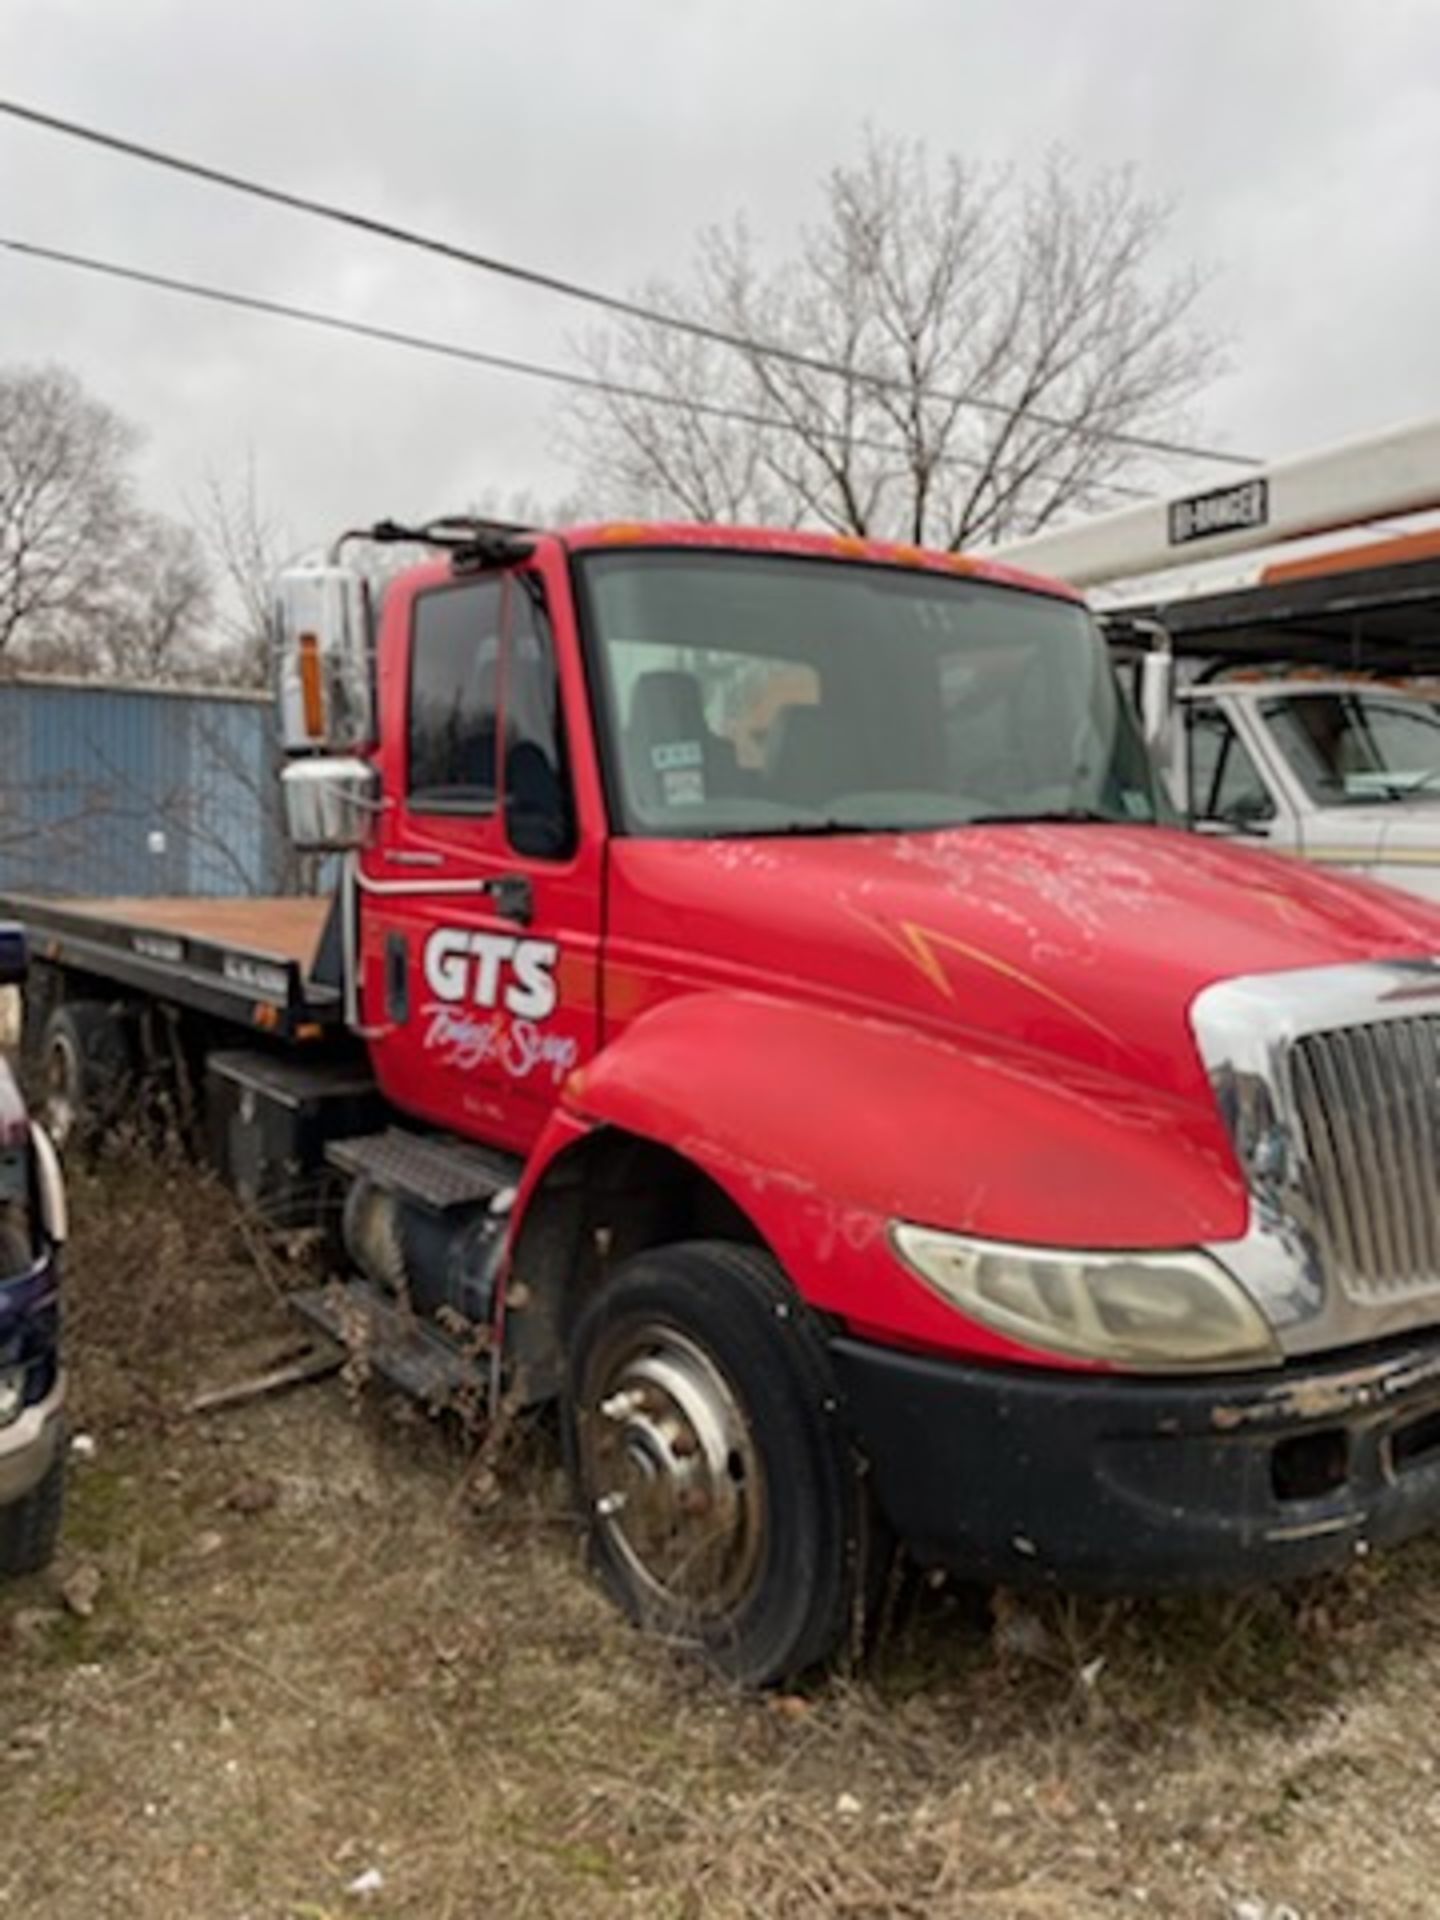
1288,1018,1440,1301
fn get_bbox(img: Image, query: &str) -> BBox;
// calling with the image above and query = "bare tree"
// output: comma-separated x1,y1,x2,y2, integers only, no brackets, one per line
96,519,211,682
0,365,135,657
565,138,1220,549
465,483,588,530
191,464,330,888
0,363,213,678
193,459,292,690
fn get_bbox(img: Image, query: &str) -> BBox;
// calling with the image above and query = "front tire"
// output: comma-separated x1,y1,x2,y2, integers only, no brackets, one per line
0,1448,64,1577
563,1240,864,1686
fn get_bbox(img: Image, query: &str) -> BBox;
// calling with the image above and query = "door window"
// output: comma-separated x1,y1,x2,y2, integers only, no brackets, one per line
407,573,576,855
408,579,503,811
1189,706,1275,826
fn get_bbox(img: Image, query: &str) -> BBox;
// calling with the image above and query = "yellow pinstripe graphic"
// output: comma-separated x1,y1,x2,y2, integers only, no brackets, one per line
846,907,1124,1048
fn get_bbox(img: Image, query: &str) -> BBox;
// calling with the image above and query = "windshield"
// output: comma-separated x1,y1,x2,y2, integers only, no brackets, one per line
1260,690,1440,805
579,550,1164,837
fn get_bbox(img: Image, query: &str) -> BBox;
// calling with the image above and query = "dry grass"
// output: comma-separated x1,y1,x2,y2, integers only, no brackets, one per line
4,1146,1440,1917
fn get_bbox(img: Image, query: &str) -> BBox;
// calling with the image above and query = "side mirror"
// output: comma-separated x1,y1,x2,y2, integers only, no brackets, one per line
1138,646,1175,752
281,757,381,852
1214,792,1274,836
275,563,376,754
0,925,26,986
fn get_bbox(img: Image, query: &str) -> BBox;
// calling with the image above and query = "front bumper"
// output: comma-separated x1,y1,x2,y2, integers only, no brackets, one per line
0,1372,64,1506
832,1331,1440,1591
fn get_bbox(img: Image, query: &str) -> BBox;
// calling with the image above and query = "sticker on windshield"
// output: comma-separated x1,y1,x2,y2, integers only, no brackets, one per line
661,768,705,806
652,740,703,771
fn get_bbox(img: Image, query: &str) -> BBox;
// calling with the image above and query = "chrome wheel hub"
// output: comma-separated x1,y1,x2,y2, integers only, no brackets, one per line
580,1325,764,1619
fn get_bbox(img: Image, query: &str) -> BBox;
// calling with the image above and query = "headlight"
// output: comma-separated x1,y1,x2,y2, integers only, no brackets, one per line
0,1365,24,1427
891,1223,1281,1371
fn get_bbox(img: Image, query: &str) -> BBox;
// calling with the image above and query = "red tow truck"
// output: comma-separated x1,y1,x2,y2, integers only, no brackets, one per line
14,507,1440,1682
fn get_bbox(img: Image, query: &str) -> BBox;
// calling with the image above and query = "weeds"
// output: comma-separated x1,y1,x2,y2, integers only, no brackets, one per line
3,1143,1440,1915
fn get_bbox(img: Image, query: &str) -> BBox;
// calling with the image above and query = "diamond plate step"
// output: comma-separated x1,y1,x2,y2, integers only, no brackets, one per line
290,1281,486,1408
327,1127,521,1211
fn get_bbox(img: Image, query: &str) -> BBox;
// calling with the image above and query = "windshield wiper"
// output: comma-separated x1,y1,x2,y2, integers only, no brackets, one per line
1339,778,1410,803
698,807,1150,838
966,807,1135,826
701,819,882,839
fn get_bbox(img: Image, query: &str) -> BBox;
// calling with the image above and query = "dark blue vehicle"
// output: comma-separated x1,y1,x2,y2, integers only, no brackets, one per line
0,926,67,1577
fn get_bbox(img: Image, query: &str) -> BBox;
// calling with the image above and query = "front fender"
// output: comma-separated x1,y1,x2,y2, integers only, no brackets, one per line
516,993,1249,1362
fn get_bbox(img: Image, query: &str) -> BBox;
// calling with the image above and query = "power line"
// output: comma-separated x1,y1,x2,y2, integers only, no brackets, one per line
0,95,1257,471
0,233,1154,502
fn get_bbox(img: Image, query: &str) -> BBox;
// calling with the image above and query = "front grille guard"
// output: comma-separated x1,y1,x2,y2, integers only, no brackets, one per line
1192,959,1440,1358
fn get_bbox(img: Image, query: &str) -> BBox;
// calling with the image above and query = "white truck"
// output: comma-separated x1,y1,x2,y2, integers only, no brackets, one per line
1156,670,1440,902
994,422,1440,901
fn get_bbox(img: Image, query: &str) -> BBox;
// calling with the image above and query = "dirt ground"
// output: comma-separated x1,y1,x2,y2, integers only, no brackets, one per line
4,1151,1440,1918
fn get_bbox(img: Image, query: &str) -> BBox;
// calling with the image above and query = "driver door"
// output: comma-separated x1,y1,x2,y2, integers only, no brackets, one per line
358,563,602,1154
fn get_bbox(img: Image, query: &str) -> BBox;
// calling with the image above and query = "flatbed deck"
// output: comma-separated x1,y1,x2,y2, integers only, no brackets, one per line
0,892,342,1041
48,897,331,969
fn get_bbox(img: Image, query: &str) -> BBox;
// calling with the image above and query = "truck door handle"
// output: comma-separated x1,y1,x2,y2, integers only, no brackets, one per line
384,932,409,1021
482,874,533,926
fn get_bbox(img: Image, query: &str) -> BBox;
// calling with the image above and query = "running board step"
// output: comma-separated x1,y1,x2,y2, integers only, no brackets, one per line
290,1281,485,1408
327,1127,521,1212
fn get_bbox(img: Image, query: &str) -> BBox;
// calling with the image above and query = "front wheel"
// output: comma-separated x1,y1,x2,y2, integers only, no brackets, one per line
563,1240,866,1687
0,1449,64,1577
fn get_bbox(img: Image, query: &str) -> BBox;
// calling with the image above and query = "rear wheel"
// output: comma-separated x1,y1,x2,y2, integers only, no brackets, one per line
0,1447,64,1577
563,1240,866,1686
40,1001,134,1151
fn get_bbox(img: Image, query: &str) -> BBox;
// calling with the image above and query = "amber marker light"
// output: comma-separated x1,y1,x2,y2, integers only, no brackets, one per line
298,631,325,739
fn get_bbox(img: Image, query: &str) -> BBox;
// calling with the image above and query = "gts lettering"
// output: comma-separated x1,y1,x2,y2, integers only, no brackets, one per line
422,928,559,1020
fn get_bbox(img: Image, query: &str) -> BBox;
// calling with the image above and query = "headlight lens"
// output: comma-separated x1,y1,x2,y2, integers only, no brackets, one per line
891,1223,1281,1370
0,1365,24,1427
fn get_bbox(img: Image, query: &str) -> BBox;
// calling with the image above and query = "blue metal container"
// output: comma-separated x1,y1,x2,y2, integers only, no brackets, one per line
0,676,284,896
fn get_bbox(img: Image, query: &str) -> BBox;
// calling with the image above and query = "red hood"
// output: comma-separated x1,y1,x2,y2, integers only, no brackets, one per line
607,825,1440,1102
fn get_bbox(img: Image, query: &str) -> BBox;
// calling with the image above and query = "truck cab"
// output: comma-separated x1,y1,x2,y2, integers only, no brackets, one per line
326,528,1159,1151
261,516,1440,1680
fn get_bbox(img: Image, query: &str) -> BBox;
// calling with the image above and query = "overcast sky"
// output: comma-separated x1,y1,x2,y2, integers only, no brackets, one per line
3,0,1439,560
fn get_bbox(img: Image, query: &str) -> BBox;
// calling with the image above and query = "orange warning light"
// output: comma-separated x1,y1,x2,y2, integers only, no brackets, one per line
298,632,325,740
